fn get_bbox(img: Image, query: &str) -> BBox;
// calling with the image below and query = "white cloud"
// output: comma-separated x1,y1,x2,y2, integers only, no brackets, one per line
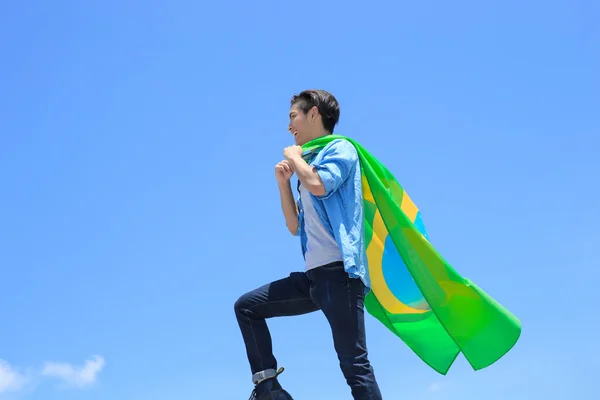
41,355,105,388
0,360,27,393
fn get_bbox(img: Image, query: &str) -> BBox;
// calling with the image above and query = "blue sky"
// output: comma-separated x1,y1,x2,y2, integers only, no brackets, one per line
0,1,598,399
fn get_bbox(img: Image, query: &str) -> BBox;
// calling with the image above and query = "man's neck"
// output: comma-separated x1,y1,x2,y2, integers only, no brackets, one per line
307,130,330,142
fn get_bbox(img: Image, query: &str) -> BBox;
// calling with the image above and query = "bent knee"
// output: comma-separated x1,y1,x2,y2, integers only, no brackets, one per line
234,295,245,315
234,291,253,316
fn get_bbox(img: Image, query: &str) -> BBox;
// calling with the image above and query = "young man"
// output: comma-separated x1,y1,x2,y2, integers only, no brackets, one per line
234,89,382,400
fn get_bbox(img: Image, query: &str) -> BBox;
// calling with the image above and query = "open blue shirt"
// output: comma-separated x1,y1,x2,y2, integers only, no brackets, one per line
295,138,370,289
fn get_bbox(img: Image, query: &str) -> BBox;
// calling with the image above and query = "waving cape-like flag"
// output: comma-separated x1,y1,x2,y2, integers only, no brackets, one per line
302,135,521,375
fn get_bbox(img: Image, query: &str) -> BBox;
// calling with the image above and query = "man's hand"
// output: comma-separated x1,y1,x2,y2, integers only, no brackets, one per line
275,160,294,183
283,145,326,197
283,145,303,162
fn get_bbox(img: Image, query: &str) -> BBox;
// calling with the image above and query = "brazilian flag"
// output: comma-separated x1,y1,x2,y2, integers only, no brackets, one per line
302,135,521,375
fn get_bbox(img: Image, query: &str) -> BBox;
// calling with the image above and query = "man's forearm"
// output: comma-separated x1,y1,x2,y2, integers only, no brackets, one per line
287,156,326,196
278,180,299,235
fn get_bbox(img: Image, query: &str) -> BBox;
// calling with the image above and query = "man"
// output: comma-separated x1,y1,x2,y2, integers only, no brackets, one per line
234,89,382,400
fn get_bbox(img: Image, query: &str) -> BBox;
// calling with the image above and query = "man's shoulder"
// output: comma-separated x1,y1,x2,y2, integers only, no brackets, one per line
324,137,354,150
322,138,358,160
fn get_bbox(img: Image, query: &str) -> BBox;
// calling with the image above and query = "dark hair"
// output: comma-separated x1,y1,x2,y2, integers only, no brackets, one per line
290,89,340,133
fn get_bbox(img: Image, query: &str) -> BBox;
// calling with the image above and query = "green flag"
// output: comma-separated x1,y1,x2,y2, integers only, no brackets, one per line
302,135,521,375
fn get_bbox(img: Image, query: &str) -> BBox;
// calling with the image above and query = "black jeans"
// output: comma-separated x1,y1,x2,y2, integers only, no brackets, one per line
234,261,382,400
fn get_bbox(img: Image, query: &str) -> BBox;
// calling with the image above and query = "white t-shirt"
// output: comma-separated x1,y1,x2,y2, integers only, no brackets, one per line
299,184,343,271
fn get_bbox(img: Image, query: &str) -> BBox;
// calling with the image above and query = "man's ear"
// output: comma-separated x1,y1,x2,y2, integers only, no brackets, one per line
310,106,319,121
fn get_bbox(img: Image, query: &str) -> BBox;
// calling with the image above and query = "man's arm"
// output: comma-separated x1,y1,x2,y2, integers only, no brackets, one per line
287,157,326,197
285,140,357,198
278,180,299,235
275,160,299,235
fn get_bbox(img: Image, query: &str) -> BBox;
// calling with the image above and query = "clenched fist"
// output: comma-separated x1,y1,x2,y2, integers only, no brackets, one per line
275,160,294,183
283,145,303,161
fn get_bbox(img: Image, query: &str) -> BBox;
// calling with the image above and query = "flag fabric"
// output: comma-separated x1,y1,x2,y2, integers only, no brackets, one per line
301,135,521,375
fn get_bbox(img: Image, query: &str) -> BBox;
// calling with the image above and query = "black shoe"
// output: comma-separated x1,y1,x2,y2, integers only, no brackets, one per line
248,367,294,400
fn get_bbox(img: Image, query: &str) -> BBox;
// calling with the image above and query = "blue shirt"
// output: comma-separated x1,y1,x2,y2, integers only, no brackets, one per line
295,138,370,289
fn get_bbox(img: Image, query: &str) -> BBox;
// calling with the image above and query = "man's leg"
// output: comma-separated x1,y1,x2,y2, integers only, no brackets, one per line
234,271,319,380
308,262,382,400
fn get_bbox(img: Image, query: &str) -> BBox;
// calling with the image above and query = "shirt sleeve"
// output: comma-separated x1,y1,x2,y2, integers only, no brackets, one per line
312,139,358,199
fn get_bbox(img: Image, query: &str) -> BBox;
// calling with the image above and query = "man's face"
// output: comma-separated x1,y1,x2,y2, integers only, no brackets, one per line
288,104,312,146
